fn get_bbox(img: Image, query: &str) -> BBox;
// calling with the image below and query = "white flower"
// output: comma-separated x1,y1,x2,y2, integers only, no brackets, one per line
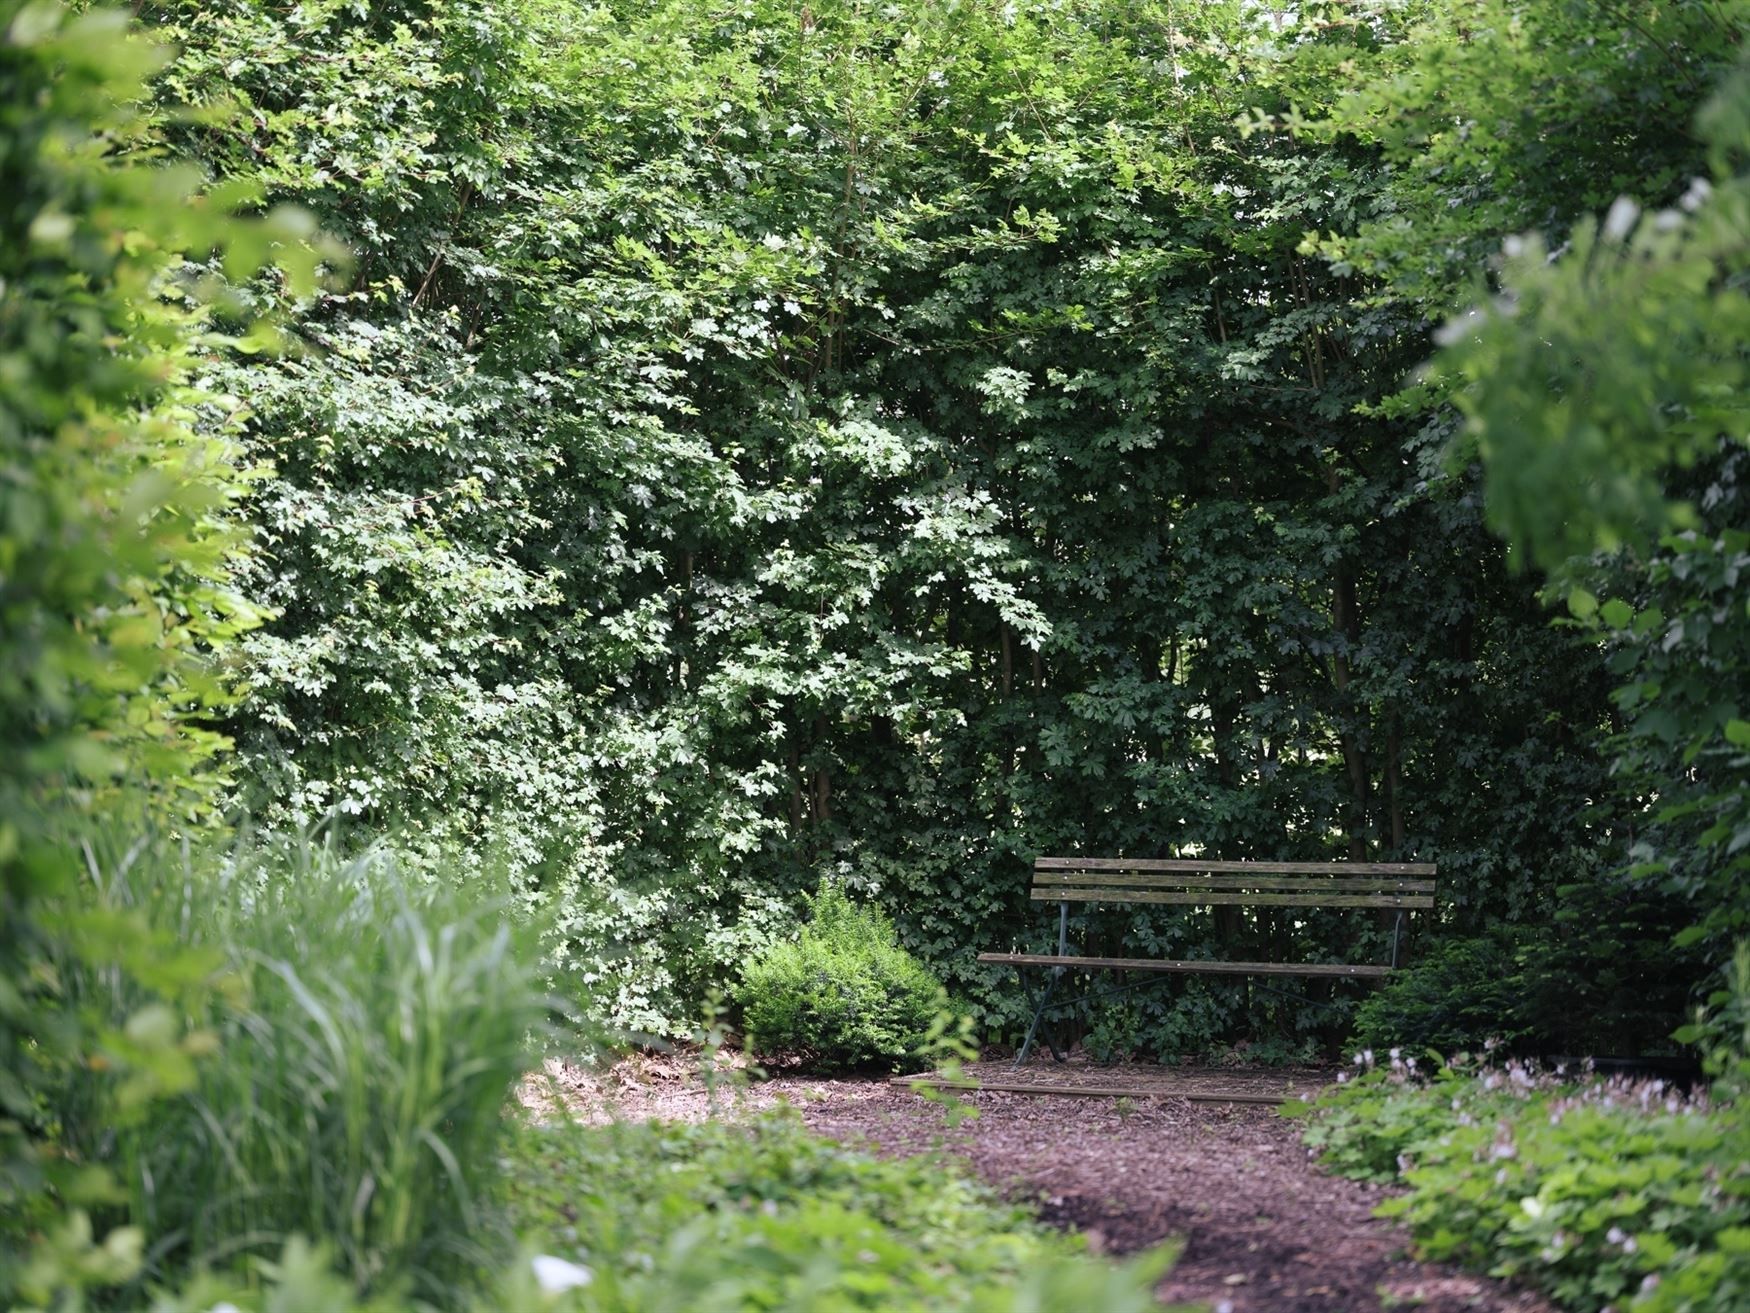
762,234,786,251
1603,196,1640,242
210,1305,243,1313
783,300,802,316
785,123,808,138
1389,1047,1401,1060
752,298,771,312
532,1255,594,1293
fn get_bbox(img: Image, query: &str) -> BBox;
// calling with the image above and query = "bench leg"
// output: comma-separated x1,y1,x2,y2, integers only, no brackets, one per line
1015,968,1067,1065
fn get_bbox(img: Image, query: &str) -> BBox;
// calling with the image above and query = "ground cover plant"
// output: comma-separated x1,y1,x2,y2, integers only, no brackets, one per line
1299,1057,1749,1312
1298,951,1750,1312
128,0,1744,1057
503,1110,1177,1313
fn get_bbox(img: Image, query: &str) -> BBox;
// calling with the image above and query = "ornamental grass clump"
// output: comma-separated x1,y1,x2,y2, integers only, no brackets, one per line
56,831,551,1305
739,881,942,1074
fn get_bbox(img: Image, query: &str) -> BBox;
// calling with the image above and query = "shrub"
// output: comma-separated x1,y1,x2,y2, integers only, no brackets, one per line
740,882,943,1073
1350,933,1532,1059
51,830,550,1306
502,1109,1181,1313
1295,1050,1750,1313
1354,902,1706,1061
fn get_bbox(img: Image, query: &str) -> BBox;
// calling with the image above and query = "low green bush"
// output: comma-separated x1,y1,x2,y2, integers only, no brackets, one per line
1294,1045,1750,1312
1354,890,1707,1062
1350,933,1533,1059
739,882,942,1073
502,1109,1180,1312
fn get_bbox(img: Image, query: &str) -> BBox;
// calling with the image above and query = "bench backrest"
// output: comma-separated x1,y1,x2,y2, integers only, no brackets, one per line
1031,857,1436,910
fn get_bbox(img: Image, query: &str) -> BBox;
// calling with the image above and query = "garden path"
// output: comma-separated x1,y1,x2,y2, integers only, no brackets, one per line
527,1054,1554,1313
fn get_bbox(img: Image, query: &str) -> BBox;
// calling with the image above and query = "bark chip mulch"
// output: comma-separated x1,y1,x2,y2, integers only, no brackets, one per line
528,1052,1555,1313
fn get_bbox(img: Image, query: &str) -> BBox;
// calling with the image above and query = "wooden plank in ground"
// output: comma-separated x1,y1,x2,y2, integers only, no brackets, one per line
889,1075,1298,1106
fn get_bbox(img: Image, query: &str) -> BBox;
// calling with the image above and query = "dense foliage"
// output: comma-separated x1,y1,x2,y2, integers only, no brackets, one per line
117,0,1750,1057
0,1,324,1300
740,881,942,1072
1351,902,1703,1061
1427,48,1750,971
9,0,1750,1302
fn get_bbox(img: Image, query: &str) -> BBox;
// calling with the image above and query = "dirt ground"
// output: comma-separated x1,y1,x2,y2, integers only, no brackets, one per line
525,1052,1554,1313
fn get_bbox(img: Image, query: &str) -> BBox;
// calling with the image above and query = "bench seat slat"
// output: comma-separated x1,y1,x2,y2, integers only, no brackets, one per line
978,952,1393,978
1034,857,1436,875
1031,889,1434,909
1032,873,1435,894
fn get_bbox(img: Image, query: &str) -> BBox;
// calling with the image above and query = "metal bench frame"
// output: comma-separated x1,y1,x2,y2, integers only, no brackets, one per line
978,857,1438,1064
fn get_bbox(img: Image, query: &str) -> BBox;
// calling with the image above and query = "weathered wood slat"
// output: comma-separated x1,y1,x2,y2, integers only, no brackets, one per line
891,1075,1295,1105
1029,888,1435,909
1034,856,1436,875
977,952,1393,977
1032,872,1435,894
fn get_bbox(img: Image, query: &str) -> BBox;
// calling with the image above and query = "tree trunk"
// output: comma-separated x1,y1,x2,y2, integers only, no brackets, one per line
810,713,832,825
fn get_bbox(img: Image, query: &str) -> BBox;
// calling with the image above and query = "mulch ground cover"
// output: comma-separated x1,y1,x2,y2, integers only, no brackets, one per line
527,1052,1554,1313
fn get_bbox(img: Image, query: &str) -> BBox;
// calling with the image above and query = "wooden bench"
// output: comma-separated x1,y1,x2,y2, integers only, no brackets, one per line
978,857,1438,1063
